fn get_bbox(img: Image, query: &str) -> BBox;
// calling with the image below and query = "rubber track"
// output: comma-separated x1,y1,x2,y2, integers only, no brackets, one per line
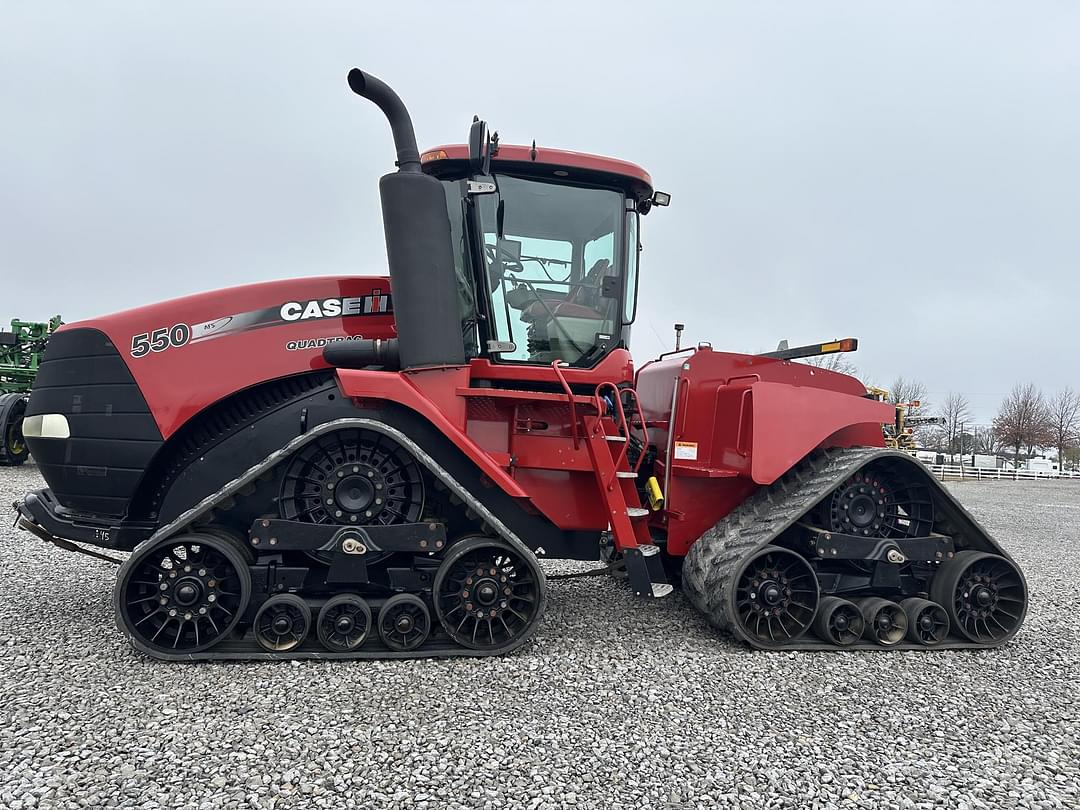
681,446,1018,651
117,417,549,662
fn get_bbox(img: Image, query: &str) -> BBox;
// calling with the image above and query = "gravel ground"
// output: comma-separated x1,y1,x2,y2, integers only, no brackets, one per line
1,463,1077,810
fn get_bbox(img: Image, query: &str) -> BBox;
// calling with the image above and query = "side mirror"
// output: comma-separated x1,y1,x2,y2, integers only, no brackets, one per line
468,117,492,176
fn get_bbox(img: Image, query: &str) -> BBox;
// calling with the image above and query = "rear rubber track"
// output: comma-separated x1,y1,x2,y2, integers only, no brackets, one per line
681,446,1022,651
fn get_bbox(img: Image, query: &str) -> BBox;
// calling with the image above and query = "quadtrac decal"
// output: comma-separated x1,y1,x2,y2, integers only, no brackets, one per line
128,291,391,358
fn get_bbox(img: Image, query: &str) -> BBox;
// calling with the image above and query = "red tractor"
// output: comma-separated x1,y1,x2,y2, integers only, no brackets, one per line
15,70,1026,659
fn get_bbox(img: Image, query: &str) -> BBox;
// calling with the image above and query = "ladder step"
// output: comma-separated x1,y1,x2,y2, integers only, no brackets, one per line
651,583,674,598
627,507,650,518
616,471,637,479
604,435,627,443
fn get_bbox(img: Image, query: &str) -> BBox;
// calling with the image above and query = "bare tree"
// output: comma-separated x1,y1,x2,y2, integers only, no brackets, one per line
993,383,1052,464
888,376,929,412
938,392,971,458
887,376,930,442
975,427,1000,455
1047,387,1080,465
801,353,859,377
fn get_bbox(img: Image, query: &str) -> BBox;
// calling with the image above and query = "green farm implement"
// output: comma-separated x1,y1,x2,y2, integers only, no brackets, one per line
1,317,62,465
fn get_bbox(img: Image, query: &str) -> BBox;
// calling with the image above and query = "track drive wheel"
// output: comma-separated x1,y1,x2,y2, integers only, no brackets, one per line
0,395,29,466
731,545,819,647
254,594,312,652
317,594,372,652
812,596,864,646
433,536,544,651
378,594,430,652
116,532,251,655
930,551,1027,645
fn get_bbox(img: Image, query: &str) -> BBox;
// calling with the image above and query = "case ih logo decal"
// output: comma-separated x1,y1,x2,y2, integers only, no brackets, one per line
280,293,390,321
128,292,392,358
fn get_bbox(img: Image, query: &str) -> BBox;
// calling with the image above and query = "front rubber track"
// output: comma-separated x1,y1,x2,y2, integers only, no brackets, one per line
681,446,1025,651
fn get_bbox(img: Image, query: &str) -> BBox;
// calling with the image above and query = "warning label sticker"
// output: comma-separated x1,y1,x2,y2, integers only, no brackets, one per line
674,441,698,461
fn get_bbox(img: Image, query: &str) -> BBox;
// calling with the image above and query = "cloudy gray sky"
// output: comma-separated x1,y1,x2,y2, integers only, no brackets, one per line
3,2,1077,422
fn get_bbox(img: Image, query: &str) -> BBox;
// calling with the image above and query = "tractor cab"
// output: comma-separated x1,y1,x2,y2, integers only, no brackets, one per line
420,141,667,368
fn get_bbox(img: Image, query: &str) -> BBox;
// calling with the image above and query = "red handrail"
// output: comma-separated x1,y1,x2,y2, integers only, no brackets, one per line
551,361,580,450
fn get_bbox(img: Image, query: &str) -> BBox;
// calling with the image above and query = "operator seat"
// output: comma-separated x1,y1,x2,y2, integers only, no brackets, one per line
520,258,616,362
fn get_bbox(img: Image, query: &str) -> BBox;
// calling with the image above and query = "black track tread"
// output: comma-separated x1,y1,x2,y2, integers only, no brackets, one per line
681,446,1022,651
118,417,549,662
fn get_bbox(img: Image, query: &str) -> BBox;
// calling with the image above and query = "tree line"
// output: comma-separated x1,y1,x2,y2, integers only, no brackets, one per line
798,358,1080,468
891,380,1080,469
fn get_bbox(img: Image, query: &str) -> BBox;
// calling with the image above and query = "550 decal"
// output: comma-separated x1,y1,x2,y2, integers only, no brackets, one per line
130,323,191,358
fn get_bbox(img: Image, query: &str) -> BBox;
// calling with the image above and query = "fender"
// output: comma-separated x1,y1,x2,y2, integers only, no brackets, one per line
748,381,893,485
335,367,530,499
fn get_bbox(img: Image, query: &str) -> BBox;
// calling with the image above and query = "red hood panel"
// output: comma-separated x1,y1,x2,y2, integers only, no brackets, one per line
66,276,395,438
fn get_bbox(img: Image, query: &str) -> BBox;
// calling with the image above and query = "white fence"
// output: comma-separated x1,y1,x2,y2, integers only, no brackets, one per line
926,464,1080,482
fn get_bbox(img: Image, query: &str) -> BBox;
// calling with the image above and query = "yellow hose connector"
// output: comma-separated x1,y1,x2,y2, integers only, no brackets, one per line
645,476,665,510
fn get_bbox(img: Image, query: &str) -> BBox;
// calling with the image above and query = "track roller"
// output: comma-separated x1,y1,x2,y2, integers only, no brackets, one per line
900,597,949,646
812,596,864,646
254,594,311,652
317,594,373,652
930,550,1027,644
378,593,430,652
116,532,251,655
732,545,819,647
856,598,907,646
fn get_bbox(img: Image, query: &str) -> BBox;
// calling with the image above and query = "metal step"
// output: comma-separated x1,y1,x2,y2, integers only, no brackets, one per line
651,583,674,598
604,435,627,443
627,507,649,518
616,471,637,479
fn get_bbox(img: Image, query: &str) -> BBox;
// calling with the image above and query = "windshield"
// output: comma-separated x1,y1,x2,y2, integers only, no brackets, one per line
475,176,631,366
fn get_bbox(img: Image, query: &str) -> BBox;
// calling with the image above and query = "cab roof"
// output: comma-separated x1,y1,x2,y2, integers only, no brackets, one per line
420,143,654,203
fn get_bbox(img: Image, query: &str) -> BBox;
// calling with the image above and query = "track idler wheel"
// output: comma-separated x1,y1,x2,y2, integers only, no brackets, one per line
731,545,819,647
317,594,372,652
856,598,907,646
378,594,430,652
900,597,950,646
254,594,311,652
812,596,864,646
433,536,544,651
930,550,1027,645
116,532,251,655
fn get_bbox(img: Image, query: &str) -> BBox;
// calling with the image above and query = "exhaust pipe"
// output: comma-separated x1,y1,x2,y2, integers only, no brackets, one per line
347,68,466,369
346,69,421,172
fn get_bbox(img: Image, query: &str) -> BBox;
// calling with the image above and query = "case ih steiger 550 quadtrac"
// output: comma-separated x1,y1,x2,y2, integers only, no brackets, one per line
15,70,1027,660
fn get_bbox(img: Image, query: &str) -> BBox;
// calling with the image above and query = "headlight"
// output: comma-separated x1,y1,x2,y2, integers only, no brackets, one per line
20,414,70,439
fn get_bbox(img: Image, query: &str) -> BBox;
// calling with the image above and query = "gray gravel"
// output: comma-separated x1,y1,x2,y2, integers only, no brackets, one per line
1,463,1077,810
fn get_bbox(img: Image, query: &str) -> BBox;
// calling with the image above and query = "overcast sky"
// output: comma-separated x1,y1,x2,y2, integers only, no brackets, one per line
3,2,1077,422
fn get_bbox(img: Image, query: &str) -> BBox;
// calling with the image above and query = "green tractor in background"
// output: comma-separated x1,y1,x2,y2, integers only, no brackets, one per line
1,316,62,465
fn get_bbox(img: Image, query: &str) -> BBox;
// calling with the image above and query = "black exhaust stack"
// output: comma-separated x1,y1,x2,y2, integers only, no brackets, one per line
346,68,466,369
